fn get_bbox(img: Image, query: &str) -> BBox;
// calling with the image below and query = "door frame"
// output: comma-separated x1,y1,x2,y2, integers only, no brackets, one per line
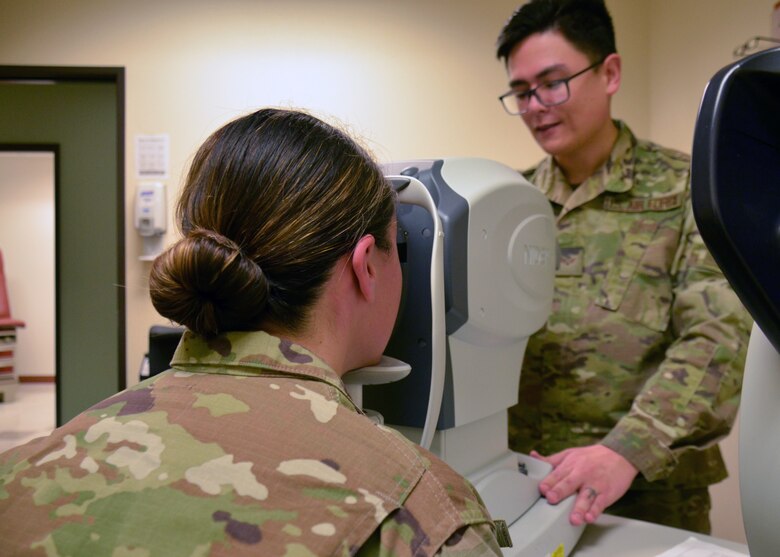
0,66,125,423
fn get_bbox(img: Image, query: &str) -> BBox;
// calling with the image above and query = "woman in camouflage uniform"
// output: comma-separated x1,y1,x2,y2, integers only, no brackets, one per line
0,108,503,556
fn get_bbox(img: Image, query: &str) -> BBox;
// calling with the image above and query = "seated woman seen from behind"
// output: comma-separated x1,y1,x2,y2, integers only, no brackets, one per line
0,108,504,557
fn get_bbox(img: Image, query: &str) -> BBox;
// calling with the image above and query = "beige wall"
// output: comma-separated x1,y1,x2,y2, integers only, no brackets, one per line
647,0,777,152
642,1,775,545
1,0,535,388
1,0,775,545
0,0,653,390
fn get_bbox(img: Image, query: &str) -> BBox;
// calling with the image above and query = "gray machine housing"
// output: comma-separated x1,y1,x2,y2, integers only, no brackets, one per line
364,159,468,429
364,158,555,432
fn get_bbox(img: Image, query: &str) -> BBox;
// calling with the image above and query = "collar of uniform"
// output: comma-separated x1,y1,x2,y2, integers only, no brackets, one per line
170,329,346,392
532,157,572,206
603,120,637,194
530,120,638,202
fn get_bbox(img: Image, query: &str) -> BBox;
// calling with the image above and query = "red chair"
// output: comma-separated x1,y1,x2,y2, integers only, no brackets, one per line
0,249,25,402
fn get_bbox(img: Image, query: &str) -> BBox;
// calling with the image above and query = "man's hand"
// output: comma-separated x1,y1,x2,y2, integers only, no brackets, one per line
531,445,638,526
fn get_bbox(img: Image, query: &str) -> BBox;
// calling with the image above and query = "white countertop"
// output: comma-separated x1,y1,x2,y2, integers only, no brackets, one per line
571,514,749,556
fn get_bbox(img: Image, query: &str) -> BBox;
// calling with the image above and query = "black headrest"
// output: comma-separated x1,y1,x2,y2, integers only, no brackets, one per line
691,46,780,353
148,325,185,376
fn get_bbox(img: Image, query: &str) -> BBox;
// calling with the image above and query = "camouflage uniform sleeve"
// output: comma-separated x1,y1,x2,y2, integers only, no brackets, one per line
437,523,503,556
353,523,501,557
601,199,752,482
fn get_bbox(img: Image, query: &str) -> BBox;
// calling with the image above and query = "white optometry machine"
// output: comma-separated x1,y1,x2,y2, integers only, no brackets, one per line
343,157,584,557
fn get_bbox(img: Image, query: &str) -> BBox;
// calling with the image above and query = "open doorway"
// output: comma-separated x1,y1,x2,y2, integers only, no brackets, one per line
0,149,56,448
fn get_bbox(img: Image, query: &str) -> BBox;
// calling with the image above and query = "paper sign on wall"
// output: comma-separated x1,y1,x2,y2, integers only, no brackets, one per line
135,134,169,180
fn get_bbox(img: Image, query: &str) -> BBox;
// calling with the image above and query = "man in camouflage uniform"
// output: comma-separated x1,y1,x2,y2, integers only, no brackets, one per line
0,330,504,556
495,0,751,533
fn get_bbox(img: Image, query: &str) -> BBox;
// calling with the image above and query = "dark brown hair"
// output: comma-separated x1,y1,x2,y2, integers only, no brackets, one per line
149,108,395,337
496,0,616,64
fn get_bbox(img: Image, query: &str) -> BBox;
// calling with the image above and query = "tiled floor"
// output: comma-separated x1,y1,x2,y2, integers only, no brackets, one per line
0,382,56,453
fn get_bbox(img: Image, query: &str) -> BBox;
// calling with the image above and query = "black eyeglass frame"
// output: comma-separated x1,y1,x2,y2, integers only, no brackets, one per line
498,57,607,116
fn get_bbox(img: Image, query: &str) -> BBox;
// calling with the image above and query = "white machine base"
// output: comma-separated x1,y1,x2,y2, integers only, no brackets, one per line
504,494,582,557
395,417,584,556
479,453,584,557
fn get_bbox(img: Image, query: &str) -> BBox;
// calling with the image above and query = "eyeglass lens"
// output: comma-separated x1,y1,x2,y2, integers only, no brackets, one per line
506,82,569,114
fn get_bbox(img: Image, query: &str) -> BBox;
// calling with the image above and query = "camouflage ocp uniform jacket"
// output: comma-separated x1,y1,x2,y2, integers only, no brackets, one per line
508,121,752,491
0,330,502,556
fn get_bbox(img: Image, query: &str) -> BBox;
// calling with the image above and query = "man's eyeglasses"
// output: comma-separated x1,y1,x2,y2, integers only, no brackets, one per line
499,58,606,116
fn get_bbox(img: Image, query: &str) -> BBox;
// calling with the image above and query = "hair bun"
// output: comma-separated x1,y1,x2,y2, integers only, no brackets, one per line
149,228,269,336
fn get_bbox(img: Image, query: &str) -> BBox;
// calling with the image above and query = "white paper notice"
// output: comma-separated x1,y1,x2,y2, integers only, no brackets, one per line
655,537,749,557
136,134,169,179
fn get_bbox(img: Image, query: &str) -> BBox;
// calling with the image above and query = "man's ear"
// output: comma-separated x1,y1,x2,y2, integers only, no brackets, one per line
351,234,377,302
603,52,621,96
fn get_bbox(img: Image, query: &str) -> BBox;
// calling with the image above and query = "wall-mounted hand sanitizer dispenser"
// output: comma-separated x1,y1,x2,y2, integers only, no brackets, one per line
135,182,166,261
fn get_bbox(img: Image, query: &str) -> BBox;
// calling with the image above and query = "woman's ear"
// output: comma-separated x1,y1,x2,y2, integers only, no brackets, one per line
351,234,377,302
603,52,621,96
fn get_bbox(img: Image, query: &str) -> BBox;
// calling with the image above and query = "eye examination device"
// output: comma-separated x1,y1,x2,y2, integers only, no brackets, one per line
344,157,583,557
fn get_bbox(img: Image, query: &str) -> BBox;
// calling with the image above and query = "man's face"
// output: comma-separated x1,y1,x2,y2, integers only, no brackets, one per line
506,30,615,159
